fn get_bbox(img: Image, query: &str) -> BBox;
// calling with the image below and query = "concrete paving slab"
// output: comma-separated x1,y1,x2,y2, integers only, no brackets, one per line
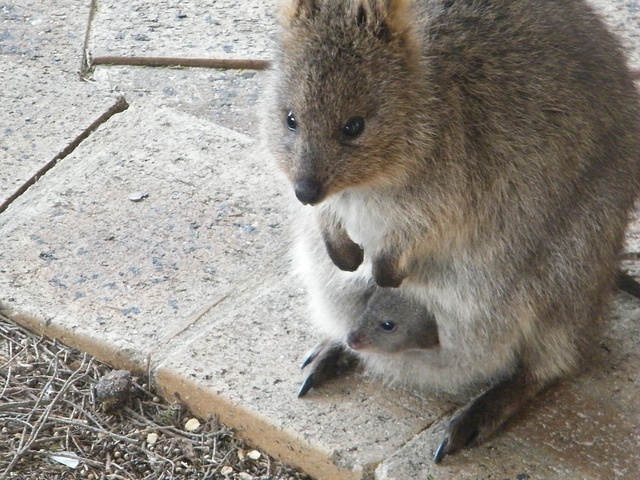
0,57,116,206
153,257,453,480
588,0,640,69
623,204,640,279
0,0,90,74
90,0,277,61
1,0,119,207
0,102,285,368
91,66,265,135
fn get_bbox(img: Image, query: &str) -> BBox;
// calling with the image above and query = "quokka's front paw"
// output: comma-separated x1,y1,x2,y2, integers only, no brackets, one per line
372,253,406,288
324,237,364,272
297,340,358,397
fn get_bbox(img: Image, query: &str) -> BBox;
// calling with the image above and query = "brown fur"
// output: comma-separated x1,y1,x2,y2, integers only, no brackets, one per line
263,0,640,461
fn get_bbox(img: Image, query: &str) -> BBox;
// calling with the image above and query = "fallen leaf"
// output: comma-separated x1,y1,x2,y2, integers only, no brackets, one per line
49,452,80,469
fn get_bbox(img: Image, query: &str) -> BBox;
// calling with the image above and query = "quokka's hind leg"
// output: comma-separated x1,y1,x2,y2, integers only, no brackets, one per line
434,363,550,463
297,340,358,397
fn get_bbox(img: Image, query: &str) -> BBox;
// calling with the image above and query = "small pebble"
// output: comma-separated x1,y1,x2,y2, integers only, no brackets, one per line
184,418,200,432
247,450,261,460
146,433,159,445
220,465,233,475
128,191,149,202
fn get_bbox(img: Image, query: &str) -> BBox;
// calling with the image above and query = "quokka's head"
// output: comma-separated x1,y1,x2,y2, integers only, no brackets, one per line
263,0,432,205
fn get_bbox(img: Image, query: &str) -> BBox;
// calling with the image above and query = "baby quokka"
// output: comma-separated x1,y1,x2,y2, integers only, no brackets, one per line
263,0,640,462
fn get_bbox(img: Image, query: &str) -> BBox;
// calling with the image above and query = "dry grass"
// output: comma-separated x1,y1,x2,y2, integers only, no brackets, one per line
0,314,313,480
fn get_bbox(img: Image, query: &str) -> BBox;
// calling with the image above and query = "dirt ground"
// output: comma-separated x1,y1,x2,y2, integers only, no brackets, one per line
0,314,313,480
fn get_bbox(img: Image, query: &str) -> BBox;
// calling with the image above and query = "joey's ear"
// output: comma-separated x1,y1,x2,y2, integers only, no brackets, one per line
353,0,415,42
280,0,318,25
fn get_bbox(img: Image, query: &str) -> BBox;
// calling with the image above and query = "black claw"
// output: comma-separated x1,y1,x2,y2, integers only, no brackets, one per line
434,438,448,464
300,351,317,370
297,374,315,398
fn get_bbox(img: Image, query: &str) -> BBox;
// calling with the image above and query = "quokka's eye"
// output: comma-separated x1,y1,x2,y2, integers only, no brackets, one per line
286,110,297,131
380,321,396,332
343,116,365,137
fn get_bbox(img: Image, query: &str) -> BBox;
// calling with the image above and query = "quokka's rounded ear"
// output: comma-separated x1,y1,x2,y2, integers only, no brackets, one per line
280,0,319,26
351,0,416,42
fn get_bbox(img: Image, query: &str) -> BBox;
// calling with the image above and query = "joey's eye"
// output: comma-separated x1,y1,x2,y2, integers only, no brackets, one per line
342,116,365,137
380,321,396,332
286,110,297,131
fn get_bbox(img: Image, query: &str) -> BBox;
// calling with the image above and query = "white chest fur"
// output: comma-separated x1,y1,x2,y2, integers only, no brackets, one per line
327,191,397,254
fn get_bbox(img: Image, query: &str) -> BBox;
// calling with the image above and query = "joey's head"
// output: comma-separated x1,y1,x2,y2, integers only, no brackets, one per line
264,0,429,205
346,288,439,354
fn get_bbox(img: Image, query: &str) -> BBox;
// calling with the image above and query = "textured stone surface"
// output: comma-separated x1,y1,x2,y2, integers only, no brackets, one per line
91,66,265,135
0,0,116,207
0,0,90,73
588,0,640,69
90,0,277,60
0,103,275,366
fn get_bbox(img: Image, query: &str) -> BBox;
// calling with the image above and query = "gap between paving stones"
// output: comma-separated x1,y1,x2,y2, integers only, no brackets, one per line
0,96,129,216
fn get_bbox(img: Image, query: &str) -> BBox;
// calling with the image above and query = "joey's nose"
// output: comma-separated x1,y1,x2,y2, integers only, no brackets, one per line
346,332,365,351
294,179,323,205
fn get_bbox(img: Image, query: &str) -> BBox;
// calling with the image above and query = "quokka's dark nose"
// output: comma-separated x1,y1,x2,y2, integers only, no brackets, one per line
294,179,323,205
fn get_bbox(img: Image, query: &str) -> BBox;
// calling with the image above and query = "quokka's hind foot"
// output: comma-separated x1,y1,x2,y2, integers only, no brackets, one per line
434,365,547,463
616,271,640,298
298,340,358,397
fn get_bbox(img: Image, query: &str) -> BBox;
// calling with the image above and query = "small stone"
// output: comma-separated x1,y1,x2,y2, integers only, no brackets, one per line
146,433,159,445
184,418,201,432
128,191,149,202
220,466,233,475
95,370,132,412
247,450,261,460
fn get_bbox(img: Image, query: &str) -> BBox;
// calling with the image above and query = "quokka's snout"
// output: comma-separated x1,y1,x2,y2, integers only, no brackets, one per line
293,178,324,205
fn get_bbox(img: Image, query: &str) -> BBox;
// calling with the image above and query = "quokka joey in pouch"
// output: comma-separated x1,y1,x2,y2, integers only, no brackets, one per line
346,286,440,354
262,0,640,462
